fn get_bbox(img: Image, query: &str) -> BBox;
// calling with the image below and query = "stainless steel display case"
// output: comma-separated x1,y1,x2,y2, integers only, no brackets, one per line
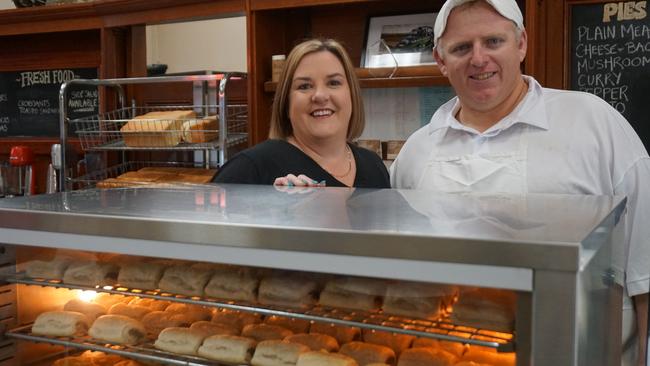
0,185,626,365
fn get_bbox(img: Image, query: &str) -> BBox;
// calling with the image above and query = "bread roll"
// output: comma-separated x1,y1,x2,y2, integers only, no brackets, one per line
397,347,458,366
108,302,152,320
258,275,318,308
460,349,515,366
88,314,146,345
63,299,106,322
451,289,516,332
52,356,93,366
164,303,212,323
161,174,212,184
319,291,378,313
190,320,239,337
120,110,195,147
319,277,386,311
142,310,192,337
117,171,169,182
25,258,71,280
412,338,466,358
366,364,391,366
159,264,212,296
204,268,259,302
96,178,145,189
182,116,219,143
32,311,90,337
285,333,339,352
212,310,261,332
197,334,257,364
154,327,205,355
115,361,146,366
309,322,360,344
63,261,118,287
296,351,358,366
383,282,454,320
242,323,293,342
454,362,492,366
362,329,414,355
117,262,166,290
251,340,310,366
78,350,124,366
339,341,396,365
264,315,311,334
92,293,130,308
128,297,170,311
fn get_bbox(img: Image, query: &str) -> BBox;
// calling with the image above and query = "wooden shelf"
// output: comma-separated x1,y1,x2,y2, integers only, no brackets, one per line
264,65,448,92
0,0,245,36
249,0,372,11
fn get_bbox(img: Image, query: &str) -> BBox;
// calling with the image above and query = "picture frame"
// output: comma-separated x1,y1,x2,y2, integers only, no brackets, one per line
362,13,437,68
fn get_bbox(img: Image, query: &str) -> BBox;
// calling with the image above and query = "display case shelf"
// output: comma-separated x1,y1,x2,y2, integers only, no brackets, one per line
5,274,515,352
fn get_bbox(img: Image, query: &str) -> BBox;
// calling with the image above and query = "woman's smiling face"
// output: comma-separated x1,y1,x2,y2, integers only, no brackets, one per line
434,1,527,114
288,50,352,143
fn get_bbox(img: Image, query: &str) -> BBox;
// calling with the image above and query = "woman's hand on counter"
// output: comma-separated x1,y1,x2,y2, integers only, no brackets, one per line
273,174,325,187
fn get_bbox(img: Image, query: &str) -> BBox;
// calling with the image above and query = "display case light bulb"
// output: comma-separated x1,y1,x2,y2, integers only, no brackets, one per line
78,290,97,302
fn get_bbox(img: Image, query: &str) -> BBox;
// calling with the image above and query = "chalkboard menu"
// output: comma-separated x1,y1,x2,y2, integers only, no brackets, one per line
0,68,98,137
569,1,650,148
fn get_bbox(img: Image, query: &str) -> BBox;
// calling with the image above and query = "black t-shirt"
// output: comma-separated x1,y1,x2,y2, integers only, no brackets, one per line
213,139,390,188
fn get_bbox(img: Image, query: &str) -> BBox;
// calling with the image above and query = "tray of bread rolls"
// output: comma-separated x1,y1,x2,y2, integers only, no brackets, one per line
70,162,218,189
7,324,219,365
4,260,517,366
71,105,247,151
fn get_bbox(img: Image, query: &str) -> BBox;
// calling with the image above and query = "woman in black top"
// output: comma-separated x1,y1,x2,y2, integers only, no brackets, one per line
213,39,389,188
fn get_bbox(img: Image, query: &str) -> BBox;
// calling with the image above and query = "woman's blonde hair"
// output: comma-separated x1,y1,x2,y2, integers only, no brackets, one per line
269,38,364,141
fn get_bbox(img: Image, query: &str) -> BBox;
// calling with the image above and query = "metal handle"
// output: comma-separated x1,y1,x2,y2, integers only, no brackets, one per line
51,144,62,170
45,164,57,194
24,166,33,196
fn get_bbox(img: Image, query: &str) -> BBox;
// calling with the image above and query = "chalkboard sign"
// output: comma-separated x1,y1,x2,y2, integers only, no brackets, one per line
569,1,650,149
0,68,98,137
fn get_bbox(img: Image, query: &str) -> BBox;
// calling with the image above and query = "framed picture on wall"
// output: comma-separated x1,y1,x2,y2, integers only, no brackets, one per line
362,13,437,68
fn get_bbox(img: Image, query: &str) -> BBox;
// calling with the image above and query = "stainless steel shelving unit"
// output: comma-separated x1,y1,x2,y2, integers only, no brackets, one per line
58,74,247,191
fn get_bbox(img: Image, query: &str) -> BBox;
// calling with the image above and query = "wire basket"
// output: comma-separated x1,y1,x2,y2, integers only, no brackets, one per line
71,105,247,151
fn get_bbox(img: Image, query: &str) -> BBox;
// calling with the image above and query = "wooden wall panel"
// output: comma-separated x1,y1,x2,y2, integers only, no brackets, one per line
0,31,100,71
247,9,298,144
547,0,567,88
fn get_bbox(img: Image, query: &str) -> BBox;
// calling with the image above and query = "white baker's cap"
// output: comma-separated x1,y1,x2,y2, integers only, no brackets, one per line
434,0,524,46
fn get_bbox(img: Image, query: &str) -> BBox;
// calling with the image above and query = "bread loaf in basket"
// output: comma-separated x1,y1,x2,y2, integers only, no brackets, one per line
120,110,196,147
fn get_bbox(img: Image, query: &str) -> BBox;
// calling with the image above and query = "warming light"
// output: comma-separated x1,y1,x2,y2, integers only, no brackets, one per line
78,290,97,302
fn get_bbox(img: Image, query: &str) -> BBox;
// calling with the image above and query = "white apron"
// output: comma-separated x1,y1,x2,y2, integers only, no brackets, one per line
417,130,529,195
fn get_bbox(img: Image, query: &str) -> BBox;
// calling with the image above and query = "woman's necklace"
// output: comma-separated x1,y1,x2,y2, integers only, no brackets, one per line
330,144,353,179
291,139,353,179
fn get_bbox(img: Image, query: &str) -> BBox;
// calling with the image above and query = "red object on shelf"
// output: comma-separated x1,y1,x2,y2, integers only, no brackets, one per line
9,145,35,167
8,145,36,195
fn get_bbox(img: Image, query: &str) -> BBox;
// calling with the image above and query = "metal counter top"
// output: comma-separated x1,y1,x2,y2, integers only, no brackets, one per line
0,184,625,272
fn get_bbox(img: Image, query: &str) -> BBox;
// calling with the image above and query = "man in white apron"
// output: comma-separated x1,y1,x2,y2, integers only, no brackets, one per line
389,0,649,364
